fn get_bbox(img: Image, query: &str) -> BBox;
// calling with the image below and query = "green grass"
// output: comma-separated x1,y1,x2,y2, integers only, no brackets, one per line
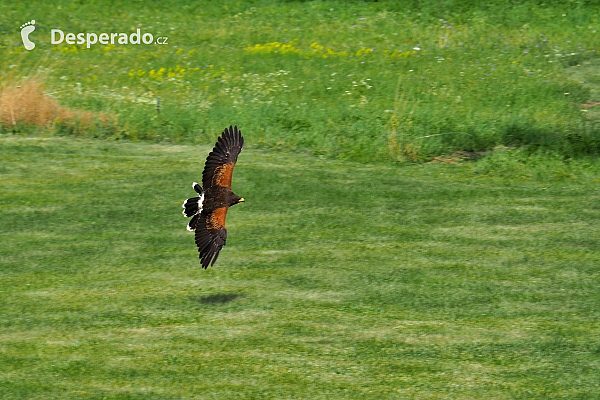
1,1,600,397
1,136,599,398
1,0,600,160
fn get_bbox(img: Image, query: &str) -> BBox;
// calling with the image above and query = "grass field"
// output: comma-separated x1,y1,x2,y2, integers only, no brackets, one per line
1,136,599,398
2,0,600,398
1,0,600,160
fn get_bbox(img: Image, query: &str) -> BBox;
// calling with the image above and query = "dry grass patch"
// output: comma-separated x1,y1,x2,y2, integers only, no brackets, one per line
0,78,115,133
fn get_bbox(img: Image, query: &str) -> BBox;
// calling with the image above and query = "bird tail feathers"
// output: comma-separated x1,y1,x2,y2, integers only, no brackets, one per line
187,213,200,232
182,182,205,222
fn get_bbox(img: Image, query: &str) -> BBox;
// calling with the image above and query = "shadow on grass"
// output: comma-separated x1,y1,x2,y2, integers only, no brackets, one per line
191,293,244,305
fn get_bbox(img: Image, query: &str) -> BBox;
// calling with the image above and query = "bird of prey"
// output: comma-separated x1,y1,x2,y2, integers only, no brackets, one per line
182,126,245,268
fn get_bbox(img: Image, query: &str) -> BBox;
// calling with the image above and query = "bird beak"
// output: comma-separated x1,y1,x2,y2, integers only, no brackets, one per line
239,198,245,203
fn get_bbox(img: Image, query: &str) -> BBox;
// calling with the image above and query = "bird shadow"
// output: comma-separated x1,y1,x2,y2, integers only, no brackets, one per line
190,293,243,305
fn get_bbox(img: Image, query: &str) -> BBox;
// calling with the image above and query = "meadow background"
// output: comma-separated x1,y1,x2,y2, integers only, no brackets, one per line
1,0,600,161
1,0,600,398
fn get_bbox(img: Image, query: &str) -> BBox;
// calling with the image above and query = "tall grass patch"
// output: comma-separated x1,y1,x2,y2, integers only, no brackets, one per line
1,1,599,160
0,78,117,137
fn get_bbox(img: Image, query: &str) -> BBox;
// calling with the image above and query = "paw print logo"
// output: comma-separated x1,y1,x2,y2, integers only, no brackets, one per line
20,20,36,50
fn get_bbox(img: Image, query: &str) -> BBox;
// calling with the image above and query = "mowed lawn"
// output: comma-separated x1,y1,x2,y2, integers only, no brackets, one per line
0,136,599,399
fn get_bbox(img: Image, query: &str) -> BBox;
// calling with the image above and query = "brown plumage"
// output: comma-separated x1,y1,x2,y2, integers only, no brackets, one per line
182,126,244,268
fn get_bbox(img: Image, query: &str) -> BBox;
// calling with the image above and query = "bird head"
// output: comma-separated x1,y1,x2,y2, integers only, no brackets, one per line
231,195,245,206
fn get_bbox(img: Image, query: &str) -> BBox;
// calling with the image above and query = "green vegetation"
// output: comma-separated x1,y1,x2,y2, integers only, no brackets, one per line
1,137,599,398
1,0,600,161
1,1,600,398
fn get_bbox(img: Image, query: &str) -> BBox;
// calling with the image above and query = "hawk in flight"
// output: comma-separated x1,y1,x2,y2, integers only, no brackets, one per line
182,126,245,268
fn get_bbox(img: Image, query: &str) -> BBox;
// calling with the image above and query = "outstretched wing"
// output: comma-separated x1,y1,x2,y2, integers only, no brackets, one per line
202,125,244,189
194,207,229,269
